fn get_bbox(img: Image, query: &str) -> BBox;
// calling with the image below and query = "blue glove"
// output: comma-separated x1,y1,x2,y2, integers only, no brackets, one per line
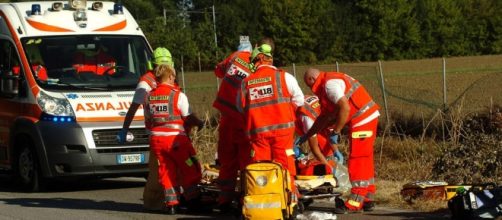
334,150,344,165
329,132,340,144
293,145,302,158
294,135,308,146
116,128,127,144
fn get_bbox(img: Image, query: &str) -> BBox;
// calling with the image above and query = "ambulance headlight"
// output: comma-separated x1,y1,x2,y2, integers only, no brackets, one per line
37,91,75,117
69,0,87,10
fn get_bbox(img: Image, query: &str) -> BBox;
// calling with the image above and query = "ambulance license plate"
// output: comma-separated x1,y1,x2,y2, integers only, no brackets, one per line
117,154,144,164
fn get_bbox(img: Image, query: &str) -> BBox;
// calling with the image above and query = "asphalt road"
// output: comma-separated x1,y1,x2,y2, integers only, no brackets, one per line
0,176,451,220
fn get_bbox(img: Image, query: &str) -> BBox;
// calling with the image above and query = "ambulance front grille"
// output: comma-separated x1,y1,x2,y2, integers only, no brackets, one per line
92,128,149,147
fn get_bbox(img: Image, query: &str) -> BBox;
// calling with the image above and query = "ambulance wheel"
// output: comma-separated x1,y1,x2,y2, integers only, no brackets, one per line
16,143,44,192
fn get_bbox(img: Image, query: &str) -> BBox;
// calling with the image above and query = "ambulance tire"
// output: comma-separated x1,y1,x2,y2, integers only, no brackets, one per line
15,142,45,192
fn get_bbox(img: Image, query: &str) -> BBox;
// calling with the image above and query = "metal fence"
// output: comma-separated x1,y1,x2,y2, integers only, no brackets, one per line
179,55,502,126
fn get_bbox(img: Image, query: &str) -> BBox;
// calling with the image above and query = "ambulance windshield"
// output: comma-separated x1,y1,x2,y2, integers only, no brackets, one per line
21,35,151,91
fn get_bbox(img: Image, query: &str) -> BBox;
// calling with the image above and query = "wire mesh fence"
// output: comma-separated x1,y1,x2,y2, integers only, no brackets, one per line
180,55,502,127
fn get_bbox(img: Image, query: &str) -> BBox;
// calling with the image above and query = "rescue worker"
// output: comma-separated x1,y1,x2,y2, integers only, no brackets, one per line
118,47,173,211
212,38,254,211
26,44,48,81
238,43,304,202
297,68,380,213
294,95,344,175
144,63,204,215
12,44,48,81
73,44,116,75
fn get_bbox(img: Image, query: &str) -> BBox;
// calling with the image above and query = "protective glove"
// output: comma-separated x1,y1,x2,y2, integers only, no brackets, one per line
293,145,302,158
294,135,308,146
329,132,340,145
116,128,128,144
334,150,344,165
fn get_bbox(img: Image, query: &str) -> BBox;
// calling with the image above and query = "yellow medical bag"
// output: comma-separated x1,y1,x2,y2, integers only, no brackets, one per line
241,161,294,220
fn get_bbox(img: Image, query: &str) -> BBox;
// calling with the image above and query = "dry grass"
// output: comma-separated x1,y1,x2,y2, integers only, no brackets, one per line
180,55,502,213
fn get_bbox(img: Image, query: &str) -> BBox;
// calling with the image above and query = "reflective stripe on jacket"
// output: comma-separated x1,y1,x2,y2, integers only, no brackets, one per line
311,72,379,125
140,71,157,90
145,84,184,133
73,51,116,75
243,66,295,138
295,95,321,135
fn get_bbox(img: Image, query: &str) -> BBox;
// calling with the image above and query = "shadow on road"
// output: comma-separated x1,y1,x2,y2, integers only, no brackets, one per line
0,175,146,193
363,210,450,220
0,197,145,213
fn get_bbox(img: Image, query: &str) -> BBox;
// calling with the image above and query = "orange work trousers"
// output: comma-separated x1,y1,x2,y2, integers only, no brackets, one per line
249,133,297,196
217,115,252,204
345,118,378,210
150,134,202,206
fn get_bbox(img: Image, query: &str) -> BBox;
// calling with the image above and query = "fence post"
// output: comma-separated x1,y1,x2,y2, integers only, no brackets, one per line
378,60,390,125
336,61,339,72
198,52,201,73
181,55,186,93
293,63,296,78
442,57,447,111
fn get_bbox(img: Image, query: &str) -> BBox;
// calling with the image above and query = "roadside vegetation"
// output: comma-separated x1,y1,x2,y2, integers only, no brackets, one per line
184,55,502,213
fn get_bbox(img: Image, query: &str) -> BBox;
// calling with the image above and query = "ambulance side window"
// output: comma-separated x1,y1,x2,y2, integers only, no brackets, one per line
0,39,25,98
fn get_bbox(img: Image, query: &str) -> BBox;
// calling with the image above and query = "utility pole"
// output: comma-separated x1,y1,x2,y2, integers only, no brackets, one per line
212,5,219,88
212,5,218,50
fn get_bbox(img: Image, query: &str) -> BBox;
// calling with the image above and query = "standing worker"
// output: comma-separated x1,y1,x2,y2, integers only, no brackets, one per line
238,42,304,202
294,95,344,174
117,47,174,211
212,37,254,212
297,68,380,214
144,64,204,215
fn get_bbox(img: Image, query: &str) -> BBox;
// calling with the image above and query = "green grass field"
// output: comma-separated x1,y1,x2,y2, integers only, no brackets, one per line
181,54,502,122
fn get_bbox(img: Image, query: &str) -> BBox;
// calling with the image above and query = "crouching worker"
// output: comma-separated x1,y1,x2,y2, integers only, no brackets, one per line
294,95,344,176
145,64,205,215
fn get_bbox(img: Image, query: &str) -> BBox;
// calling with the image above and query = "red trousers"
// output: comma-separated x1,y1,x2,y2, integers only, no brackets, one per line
249,133,297,196
217,116,252,204
345,118,378,210
150,134,202,206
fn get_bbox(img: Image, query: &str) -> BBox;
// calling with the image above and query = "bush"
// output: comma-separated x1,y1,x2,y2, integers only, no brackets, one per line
432,106,502,184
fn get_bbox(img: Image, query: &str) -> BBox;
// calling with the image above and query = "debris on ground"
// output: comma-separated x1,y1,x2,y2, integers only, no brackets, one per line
296,211,337,220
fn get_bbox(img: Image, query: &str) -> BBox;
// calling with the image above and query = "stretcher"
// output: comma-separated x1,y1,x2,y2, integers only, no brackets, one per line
296,175,341,212
198,164,343,213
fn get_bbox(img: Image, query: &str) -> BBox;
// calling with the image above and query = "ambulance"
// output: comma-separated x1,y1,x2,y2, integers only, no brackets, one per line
0,1,152,191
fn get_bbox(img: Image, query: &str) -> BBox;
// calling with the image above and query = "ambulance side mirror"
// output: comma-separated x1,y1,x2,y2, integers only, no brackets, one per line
0,70,20,98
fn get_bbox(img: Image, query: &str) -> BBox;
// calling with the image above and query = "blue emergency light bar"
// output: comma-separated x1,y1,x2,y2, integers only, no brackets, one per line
31,4,41,15
113,3,123,14
41,113,75,123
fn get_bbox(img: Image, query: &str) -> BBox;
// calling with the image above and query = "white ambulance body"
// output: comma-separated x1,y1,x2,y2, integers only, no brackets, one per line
0,1,151,191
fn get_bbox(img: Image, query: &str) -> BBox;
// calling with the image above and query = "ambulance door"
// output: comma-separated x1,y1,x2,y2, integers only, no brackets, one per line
0,38,25,168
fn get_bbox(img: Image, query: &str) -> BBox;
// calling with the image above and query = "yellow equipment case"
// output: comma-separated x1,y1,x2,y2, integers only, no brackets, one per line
241,161,296,220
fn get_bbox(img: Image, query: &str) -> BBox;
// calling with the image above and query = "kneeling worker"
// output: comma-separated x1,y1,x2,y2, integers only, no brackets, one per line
144,64,204,214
